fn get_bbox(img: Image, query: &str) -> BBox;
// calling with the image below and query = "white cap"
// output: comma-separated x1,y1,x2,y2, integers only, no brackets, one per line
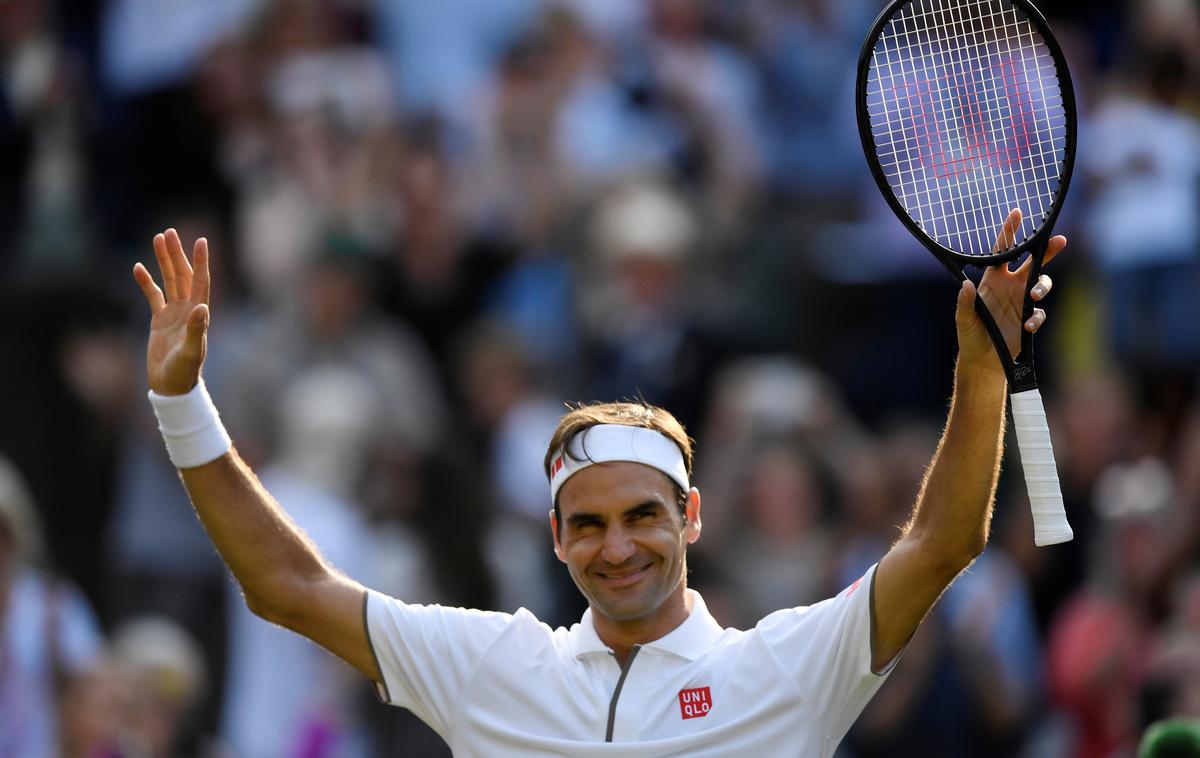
111,615,208,705
592,183,696,262
549,424,689,504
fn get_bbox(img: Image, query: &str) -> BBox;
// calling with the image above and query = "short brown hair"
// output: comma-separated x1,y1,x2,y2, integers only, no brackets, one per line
545,402,694,529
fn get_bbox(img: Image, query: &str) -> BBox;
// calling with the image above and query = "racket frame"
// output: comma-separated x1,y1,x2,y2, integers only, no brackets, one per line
855,0,1077,393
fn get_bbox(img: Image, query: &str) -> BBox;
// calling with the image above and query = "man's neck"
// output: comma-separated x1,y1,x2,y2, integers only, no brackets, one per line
593,589,693,667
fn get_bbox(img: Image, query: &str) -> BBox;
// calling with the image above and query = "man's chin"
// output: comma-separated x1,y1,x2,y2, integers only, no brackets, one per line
588,586,663,622
593,602,655,623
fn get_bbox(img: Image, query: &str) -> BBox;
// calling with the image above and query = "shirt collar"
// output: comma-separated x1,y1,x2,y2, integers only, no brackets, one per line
566,589,725,662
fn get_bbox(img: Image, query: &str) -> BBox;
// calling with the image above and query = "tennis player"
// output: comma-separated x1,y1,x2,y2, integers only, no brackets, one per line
132,220,1065,755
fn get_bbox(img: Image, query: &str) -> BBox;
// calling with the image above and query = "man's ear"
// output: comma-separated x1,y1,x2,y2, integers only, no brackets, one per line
684,487,702,544
549,510,566,563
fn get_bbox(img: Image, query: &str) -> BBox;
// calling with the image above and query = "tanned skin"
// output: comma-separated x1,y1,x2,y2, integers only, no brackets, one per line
132,210,1064,682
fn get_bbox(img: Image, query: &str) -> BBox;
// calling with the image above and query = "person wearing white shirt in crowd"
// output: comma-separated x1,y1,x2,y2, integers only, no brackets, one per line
220,366,379,758
0,455,104,757
129,217,1064,755
1083,48,1200,386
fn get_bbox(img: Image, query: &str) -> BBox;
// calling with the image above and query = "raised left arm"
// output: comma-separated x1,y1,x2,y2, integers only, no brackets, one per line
869,211,1066,671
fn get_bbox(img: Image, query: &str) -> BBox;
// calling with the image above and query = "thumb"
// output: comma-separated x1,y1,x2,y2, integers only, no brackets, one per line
955,279,977,328
185,303,209,349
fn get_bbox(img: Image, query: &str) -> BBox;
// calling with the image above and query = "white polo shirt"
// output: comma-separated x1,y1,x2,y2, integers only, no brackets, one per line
365,564,893,756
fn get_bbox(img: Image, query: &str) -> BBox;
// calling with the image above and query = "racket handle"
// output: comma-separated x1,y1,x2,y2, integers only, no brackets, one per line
1009,388,1073,546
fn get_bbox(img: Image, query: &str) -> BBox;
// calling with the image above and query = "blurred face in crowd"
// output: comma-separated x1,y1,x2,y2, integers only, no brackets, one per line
615,255,681,310
1115,515,1169,598
652,0,705,41
552,463,701,633
0,0,46,46
125,669,191,758
304,265,365,337
745,448,821,544
60,663,132,757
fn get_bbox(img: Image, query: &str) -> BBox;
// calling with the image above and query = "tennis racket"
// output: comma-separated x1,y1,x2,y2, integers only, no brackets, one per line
856,0,1075,546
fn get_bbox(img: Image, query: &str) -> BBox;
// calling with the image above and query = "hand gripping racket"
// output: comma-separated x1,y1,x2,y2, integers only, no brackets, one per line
856,0,1075,546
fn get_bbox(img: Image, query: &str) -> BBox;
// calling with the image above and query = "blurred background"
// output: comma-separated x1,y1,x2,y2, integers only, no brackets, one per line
0,0,1197,755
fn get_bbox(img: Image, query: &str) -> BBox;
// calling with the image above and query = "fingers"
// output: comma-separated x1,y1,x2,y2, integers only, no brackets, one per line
149,228,208,304
993,209,1022,253
1026,269,1054,331
193,238,211,305
1043,235,1067,266
132,262,167,312
1030,274,1052,301
1025,307,1046,332
164,228,193,300
152,232,177,300
1015,233,1068,277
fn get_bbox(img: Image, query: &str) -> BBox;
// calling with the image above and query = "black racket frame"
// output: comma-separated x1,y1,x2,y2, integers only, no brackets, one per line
855,0,1077,392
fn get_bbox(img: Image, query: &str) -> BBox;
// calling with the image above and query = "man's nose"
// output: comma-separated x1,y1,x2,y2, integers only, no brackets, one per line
599,524,636,565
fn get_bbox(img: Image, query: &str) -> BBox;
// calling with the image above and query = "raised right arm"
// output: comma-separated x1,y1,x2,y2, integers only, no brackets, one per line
132,229,381,682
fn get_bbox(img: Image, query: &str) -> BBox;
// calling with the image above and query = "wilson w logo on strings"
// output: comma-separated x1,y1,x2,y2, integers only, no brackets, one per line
889,58,1034,179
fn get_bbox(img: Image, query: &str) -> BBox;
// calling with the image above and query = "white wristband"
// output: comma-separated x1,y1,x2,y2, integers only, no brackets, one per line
148,380,232,469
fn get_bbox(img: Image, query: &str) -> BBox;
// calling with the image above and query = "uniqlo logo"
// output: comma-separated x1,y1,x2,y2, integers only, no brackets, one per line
551,456,564,476
678,687,712,720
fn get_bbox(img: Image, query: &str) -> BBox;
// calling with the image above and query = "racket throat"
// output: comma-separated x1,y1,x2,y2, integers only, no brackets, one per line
971,294,1038,393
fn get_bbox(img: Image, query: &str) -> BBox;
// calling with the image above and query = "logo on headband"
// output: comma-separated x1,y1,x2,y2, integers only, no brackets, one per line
551,455,565,477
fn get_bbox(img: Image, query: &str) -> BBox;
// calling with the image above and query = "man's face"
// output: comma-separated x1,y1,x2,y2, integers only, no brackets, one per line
552,462,700,623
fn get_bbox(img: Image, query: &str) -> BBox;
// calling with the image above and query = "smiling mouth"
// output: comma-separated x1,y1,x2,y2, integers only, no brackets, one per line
595,564,652,587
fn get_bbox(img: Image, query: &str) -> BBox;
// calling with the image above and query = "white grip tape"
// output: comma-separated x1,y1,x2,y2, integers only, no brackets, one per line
1010,388,1073,546
148,380,232,469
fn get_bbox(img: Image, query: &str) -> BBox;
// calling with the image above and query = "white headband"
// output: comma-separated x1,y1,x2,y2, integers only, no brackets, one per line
549,424,690,504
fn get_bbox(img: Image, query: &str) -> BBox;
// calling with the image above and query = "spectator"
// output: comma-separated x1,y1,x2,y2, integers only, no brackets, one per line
376,129,518,373
1044,458,1179,757
222,366,379,758
744,0,878,202
4,0,1200,753
223,235,448,461
110,617,207,757
579,179,732,435
0,0,90,270
455,321,571,623
0,455,104,756
58,659,132,758
233,0,397,306
1083,47,1200,429
373,0,543,134
721,440,835,621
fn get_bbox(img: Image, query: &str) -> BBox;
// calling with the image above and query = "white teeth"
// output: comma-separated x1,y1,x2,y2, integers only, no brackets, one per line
601,566,647,580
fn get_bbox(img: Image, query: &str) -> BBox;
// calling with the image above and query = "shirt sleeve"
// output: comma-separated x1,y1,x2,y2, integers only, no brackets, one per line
363,590,513,738
755,562,897,742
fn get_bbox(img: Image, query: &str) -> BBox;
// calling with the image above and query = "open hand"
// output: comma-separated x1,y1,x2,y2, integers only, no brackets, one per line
132,229,211,396
956,209,1066,375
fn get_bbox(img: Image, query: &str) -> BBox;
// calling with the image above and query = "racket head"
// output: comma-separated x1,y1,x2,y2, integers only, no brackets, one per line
856,0,1076,267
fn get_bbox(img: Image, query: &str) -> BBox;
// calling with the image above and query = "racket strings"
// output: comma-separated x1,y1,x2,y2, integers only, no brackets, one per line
866,0,1068,257
880,0,1061,213
882,1,1058,250
892,3,1051,238
877,1,1061,253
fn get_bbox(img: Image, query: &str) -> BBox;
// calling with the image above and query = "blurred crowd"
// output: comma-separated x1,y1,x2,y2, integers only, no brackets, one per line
1,0,1198,756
